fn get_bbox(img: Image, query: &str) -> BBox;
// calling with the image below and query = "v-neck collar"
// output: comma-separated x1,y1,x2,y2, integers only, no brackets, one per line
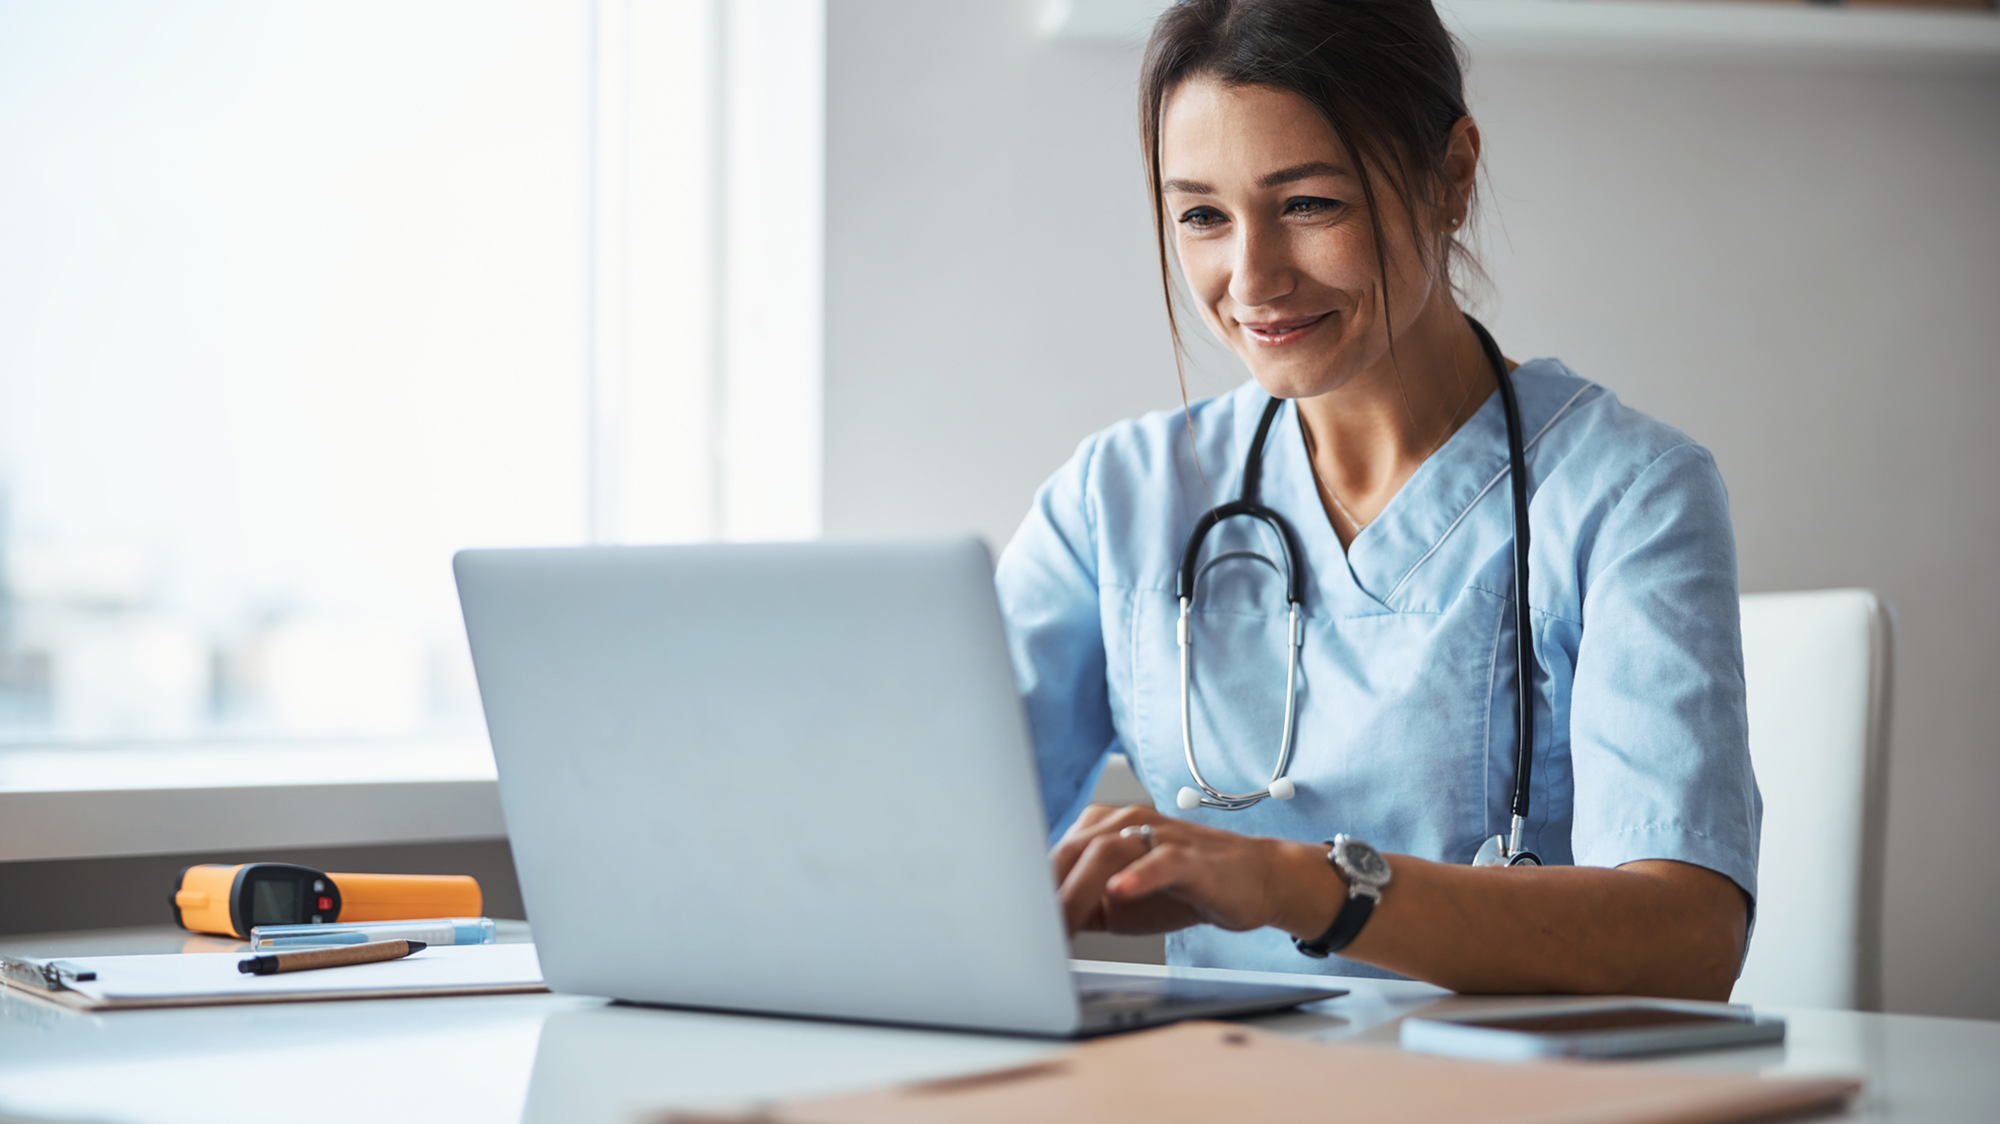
1229,362,1600,617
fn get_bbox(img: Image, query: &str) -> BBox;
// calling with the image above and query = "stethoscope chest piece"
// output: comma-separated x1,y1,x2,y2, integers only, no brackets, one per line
1472,833,1542,867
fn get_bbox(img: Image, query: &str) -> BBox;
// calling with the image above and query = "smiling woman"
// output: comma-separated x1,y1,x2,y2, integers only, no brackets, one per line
994,0,1762,1000
1143,0,1492,542
1158,80,1487,541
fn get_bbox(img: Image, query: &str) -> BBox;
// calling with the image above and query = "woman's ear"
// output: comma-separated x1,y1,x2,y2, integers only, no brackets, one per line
1440,116,1481,228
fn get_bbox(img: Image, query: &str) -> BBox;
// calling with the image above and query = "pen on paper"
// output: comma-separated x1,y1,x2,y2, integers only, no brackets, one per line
238,939,427,976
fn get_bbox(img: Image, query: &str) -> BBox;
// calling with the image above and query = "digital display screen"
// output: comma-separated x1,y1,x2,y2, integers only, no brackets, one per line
250,878,303,925
1472,1008,1750,1035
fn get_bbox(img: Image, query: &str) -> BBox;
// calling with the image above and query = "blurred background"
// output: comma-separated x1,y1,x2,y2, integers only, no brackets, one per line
0,0,1995,1020
0,4,590,745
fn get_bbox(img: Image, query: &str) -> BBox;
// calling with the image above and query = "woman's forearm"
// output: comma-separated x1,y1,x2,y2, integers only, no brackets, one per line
1263,842,1749,1000
1061,807,1748,999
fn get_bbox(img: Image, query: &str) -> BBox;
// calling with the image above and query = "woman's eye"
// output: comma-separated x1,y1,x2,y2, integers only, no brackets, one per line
1177,206,1226,231
1284,196,1342,218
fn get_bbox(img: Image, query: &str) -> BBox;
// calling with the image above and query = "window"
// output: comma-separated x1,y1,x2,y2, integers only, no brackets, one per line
0,0,822,747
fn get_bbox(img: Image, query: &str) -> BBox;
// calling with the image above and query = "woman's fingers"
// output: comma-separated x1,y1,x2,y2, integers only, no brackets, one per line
1052,804,1157,884
1052,810,1295,936
1101,837,1280,933
1058,830,1152,935
1069,803,1123,832
1105,845,1179,901
1098,884,1201,935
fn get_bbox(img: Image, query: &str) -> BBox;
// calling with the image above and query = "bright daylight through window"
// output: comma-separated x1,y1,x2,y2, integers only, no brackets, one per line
0,1,822,751
0,3,590,744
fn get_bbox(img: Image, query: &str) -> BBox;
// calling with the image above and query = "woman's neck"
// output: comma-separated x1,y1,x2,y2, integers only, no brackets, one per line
1292,295,1496,547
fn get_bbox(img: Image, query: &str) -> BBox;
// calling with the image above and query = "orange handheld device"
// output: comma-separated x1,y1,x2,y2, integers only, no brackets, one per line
170,863,483,939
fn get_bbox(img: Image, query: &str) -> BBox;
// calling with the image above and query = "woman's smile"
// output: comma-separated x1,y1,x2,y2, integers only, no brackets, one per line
1239,312,1332,347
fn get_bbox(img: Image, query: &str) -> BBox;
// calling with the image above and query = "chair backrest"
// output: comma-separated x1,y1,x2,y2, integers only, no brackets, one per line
1731,589,1893,1011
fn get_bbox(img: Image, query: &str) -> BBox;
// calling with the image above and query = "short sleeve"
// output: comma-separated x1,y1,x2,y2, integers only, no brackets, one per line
994,433,1119,841
1569,443,1763,905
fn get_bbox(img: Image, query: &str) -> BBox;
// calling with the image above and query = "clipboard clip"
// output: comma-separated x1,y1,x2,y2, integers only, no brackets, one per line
0,955,96,994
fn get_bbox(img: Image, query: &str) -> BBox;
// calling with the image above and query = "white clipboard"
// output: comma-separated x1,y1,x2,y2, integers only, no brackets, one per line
0,942,545,1011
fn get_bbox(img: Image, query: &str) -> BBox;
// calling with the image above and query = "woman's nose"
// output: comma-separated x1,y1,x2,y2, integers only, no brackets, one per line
1228,224,1295,310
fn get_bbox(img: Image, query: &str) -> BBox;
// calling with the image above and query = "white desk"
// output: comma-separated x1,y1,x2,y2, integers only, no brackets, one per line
1,927,1995,1123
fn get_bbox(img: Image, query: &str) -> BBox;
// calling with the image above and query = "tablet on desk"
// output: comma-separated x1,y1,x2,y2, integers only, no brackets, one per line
1400,999,1785,1060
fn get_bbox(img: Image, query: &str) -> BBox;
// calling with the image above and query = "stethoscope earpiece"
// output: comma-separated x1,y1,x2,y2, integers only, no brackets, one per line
1177,777,1294,811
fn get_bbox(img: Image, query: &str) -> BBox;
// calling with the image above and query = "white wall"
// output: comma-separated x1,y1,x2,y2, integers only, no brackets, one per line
823,2,1247,550
823,1,2000,1018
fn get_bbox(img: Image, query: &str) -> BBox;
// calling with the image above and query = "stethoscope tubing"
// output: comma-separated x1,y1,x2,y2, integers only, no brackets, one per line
1474,317,1539,854
1174,398,1307,810
1175,315,1540,857
1177,594,1302,809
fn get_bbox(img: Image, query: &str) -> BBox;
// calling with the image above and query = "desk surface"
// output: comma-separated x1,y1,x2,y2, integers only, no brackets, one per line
1,926,1995,1124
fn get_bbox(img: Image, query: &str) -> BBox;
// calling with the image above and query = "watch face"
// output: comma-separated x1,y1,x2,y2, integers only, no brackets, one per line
1338,838,1391,884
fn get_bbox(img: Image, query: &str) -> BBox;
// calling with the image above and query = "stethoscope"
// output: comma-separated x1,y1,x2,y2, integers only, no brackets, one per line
1173,314,1543,867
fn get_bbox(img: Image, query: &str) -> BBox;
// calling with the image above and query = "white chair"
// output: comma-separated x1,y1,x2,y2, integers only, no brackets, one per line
1732,589,1893,1011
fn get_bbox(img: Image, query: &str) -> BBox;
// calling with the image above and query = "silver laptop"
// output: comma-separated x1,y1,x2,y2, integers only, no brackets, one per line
454,537,1343,1037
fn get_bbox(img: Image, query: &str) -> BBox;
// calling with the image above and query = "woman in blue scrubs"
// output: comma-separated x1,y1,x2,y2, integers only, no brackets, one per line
996,0,1760,998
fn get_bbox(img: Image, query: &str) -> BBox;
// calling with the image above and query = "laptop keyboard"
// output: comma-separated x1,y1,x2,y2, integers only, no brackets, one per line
1075,973,1227,1012
1071,969,1346,1034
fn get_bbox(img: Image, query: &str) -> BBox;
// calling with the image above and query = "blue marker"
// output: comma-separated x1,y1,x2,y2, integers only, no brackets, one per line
248,917,497,951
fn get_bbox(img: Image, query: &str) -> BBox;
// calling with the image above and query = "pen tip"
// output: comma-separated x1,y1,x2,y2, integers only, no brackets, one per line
405,941,427,953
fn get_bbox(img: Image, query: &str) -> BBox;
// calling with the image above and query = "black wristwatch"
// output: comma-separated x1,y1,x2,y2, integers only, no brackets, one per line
1293,835,1392,959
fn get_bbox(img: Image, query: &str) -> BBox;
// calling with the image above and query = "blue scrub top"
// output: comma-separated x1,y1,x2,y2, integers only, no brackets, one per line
994,359,1762,978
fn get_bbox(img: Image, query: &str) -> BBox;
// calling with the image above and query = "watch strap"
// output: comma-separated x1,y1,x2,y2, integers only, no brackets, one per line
1293,891,1374,959
1294,837,1385,959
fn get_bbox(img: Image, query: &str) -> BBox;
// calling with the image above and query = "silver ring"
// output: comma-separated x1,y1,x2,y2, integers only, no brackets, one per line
1119,824,1156,852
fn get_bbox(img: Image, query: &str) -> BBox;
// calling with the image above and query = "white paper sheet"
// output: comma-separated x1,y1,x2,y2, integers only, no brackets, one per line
28,943,545,1009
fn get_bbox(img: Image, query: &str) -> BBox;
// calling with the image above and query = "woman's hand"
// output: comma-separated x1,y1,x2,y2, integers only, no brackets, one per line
1051,804,1344,939
1053,806,1749,999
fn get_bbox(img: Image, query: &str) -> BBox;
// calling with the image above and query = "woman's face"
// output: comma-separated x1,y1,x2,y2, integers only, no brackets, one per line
1159,77,1447,400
